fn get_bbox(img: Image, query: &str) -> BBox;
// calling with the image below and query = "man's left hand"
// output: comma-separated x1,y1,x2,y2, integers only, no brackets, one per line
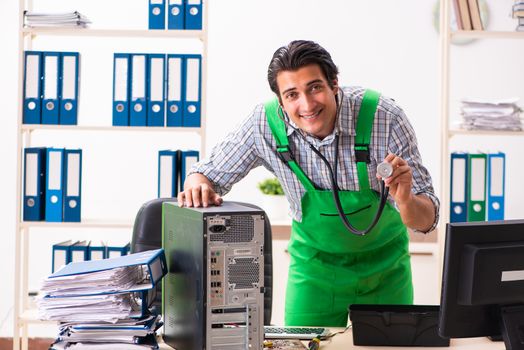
377,153,413,205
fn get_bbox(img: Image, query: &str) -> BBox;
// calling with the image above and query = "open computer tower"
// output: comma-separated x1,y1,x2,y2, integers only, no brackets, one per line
162,202,265,350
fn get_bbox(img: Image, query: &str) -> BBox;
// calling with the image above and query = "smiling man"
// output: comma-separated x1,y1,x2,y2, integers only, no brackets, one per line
178,40,439,327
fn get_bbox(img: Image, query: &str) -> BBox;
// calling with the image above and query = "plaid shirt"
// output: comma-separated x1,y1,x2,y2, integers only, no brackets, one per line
191,86,440,232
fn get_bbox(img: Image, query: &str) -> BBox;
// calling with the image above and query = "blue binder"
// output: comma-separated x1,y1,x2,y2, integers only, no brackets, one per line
59,52,80,125
450,152,468,223
166,54,184,126
112,53,130,126
168,0,184,29
23,147,47,221
41,51,61,125
88,242,107,261
179,150,199,190
182,54,201,127
130,54,149,126
70,240,90,263
49,248,167,292
23,51,43,124
148,0,166,30
487,152,506,221
147,54,166,126
184,0,202,30
52,240,76,273
107,242,131,259
63,149,82,222
158,150,179,197
45,148,65,222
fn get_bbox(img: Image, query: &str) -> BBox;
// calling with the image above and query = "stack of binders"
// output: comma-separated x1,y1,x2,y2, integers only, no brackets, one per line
23,147,82,222
112,52,202,128
450,152,506,222
148,0,203,30
157,149,199,197
23,51,80,125
37,249,167,349
52,241,131,273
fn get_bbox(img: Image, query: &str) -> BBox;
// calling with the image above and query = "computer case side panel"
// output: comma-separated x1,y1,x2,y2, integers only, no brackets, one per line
163,202,265,350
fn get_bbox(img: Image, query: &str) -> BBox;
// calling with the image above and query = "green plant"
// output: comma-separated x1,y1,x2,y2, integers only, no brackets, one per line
257,177,284,195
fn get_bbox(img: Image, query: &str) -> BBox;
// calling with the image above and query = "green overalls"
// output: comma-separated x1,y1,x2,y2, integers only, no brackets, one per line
265,90,413,327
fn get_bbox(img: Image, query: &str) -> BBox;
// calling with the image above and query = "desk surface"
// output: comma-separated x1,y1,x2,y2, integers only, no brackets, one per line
158,328,505,349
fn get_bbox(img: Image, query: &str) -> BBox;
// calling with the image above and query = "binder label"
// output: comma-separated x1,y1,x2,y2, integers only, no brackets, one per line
44,55,58,101
61,56,76,101
114,57,128,104
132,55,146,102
25,55,40,101
168,58,182,102
470,157,486,202
48,151,62,191
25,153,38,197
490,157,504,196
150,57,164,115
159,155,174,197
185,57,200,106
66,153,80,197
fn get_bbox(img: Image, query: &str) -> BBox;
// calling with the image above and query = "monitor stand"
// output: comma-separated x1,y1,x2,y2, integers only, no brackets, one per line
500,304,524,350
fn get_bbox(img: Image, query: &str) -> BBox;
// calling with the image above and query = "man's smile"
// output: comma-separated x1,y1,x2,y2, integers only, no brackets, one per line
300,109,322,120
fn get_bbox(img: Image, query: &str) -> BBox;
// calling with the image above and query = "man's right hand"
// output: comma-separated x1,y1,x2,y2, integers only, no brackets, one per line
177,173,223,208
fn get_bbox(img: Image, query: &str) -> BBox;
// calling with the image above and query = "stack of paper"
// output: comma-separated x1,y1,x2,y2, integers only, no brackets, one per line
459,98,522,131
37,293,144,323
24,11,91,28
50,315,162,349
37,249,167,349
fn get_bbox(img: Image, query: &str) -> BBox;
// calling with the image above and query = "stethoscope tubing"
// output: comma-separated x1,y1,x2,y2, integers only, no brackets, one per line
276,89,389,236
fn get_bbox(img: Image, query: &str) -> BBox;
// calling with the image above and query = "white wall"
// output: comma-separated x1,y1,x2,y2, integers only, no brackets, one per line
0,0,522,337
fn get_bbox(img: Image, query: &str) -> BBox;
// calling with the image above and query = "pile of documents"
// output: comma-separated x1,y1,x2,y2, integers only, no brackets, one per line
459,98,522,131
24,11,91,28
37,249,167,349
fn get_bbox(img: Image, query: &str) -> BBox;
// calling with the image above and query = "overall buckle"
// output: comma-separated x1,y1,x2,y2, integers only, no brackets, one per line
277,146,295,163
354,144,370,163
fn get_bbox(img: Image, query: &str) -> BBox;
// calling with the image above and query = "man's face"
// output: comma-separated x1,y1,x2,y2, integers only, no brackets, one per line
276,64,338,140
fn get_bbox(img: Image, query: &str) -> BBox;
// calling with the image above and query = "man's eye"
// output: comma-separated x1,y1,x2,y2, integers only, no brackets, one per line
286,92,297,100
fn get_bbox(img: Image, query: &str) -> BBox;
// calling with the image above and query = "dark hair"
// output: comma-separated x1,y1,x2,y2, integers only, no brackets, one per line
267,40,339,96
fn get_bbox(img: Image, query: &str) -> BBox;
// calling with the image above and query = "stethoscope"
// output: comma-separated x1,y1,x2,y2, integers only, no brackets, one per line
277,89,393,236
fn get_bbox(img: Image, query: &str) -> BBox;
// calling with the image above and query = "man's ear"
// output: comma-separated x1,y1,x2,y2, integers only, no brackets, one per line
332,79,339,93
277,95,284,110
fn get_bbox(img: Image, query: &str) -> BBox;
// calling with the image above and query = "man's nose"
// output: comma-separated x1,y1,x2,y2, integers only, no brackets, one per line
300,94,316,112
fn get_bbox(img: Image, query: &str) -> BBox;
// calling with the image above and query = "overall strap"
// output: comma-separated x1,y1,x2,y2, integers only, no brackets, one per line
264,99,316,192
354,89,380,191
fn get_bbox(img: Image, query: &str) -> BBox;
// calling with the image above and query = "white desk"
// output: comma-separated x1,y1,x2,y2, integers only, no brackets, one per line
158,328,505,349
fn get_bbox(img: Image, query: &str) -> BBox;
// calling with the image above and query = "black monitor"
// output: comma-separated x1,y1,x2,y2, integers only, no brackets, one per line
439,219,524,349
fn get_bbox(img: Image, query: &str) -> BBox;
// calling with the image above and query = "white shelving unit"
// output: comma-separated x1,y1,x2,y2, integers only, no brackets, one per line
438,0,524,263
13,1,209,349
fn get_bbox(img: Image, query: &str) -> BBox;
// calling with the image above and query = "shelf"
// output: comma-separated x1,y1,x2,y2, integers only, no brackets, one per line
19,309,55,325
14,2,210,347
21,124,202,133
19,219,133,229
21,27,205,40
449,128,524,137
451,30,524,40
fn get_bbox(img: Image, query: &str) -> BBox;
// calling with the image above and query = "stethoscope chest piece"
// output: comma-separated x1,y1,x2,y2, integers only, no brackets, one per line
376,162,393,179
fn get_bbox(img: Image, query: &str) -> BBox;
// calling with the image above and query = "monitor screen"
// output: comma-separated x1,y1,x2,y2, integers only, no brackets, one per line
439,219,524,348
